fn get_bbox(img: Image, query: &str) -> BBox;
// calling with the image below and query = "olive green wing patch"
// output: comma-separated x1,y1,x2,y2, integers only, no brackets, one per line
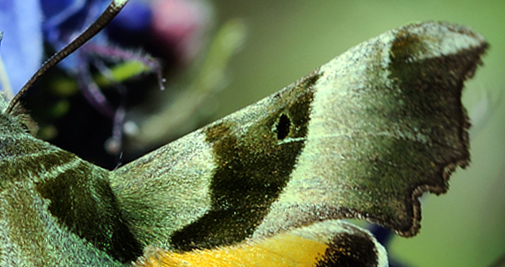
111,71,321,248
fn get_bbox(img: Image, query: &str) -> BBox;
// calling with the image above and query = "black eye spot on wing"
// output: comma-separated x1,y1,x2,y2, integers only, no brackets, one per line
275,114,291,140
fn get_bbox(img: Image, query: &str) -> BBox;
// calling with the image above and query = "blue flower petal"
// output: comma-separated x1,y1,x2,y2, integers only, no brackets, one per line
109,0,151,34
0,0,42,94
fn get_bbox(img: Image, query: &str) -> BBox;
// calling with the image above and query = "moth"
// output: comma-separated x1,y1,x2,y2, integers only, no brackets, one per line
0,0,488,266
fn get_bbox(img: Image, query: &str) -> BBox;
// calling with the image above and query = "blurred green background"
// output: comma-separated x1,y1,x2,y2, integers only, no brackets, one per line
210,1,505,266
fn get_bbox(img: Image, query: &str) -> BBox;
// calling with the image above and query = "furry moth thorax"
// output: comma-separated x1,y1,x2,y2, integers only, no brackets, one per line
0,0,488,265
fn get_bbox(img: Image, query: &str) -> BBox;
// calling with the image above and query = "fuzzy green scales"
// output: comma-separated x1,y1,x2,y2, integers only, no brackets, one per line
0,19,487,266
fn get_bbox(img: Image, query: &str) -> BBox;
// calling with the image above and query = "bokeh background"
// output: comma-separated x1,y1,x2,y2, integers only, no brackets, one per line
210,1,505,266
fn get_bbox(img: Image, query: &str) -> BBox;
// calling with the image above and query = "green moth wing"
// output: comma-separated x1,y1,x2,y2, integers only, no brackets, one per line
110,21,487,255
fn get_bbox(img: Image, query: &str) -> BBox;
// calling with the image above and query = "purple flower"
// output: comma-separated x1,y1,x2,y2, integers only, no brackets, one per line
0,0,153,94
0,0,210,96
